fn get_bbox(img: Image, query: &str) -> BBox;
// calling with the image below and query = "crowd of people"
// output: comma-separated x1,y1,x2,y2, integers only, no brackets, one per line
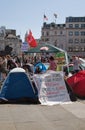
0,53,82,83
0,54,58,82
0,55,20,82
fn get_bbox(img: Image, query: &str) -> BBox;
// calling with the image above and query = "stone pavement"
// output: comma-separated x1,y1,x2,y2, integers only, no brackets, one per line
0,101,85,130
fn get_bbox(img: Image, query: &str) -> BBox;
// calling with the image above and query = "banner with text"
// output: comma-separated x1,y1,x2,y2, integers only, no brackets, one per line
21,42,29,52
33,70,71,105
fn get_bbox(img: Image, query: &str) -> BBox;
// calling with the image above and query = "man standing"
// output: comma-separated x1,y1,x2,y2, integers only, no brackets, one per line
73,56,80,73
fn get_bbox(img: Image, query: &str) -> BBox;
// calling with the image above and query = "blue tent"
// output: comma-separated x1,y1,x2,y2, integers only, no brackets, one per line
0,68,39,103
34,62,47,73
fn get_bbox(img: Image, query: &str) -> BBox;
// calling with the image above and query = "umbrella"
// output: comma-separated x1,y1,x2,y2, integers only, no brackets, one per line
40,46,49,51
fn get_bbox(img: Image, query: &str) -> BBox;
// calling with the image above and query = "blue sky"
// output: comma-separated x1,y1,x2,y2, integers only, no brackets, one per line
0,0,85,41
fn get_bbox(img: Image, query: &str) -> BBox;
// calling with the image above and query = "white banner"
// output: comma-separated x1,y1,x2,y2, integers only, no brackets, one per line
33,70,71,105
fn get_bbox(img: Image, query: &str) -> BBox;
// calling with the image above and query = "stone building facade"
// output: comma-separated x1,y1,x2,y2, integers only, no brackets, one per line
41,22,66,50
41,16,85,57
0,26,22,56
66,17,85,57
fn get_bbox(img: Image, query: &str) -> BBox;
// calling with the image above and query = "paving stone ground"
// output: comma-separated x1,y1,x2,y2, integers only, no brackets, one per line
0,101,85,130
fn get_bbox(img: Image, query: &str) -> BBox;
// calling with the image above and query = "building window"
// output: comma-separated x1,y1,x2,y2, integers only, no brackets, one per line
81,47,84,51
81,39,85,43
54,40,57,45
60,44,63,49
55,31,57,35
81,17,85,22
46,32,49,36
75,24,79,28
69,24,73,28
60,31,62,35
81,24,85,28
68,47,73,52
75,47,79,51
68,39,73,43
75,31,79,36
41,38,44,41
45,38,49,41
42,32,44,36
74,39,79,43
10,43,12,46
69,31,73,36
81,31,85,36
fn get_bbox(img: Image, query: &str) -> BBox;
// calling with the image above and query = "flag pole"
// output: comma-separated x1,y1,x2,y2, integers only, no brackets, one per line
54,18,56,24
54,13,57,24
43,14,48,23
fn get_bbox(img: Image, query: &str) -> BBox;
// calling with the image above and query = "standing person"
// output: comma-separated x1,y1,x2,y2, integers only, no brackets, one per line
72,56,80,73
6,55,17,71
0,56,3,81
1,56,8,80
0,56,8,81
13,56,21,67
49,56,57,71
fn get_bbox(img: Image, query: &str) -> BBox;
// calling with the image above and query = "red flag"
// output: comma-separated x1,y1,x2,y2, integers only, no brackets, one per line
26,30,38,47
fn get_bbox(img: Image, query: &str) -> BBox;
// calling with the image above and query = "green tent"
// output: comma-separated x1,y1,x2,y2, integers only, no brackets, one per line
27,43,65,53
25,43,69,72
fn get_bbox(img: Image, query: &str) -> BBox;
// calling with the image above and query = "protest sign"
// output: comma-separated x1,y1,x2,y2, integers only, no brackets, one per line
33,70,70,105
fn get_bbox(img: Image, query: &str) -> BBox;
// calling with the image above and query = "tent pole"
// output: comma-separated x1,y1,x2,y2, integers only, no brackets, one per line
65,51,69,74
